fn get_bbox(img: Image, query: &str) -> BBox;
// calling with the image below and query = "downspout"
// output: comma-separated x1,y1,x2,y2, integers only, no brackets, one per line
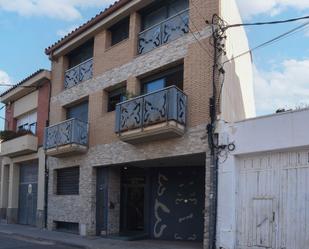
44,79,52,228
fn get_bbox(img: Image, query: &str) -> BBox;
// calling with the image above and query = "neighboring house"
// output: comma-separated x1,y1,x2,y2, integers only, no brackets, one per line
0,70,51,228
216,109,309,249
42,0,254,247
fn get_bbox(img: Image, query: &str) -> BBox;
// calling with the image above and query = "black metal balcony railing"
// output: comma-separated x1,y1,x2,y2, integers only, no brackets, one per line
138,9,189,55
115,86,187,133
64,58,93,89
44,118,89,150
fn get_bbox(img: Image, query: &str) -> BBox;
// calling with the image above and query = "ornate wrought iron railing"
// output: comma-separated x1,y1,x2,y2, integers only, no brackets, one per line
115,86,187,133
64,58,93,89
138,9,189,54
44,118,89,150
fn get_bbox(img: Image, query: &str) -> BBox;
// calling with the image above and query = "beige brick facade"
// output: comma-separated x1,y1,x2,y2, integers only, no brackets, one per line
46,1,228,248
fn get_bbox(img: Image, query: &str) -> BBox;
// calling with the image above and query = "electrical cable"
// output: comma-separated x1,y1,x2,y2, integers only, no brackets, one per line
223,20,309,65
224,14,309,30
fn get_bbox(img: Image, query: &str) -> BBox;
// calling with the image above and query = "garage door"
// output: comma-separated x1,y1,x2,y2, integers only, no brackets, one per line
18,163,38,226
150,166,205,241
236,151,309,249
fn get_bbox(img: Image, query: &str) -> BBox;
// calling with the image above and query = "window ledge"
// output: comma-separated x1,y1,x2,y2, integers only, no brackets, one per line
105,38,130,52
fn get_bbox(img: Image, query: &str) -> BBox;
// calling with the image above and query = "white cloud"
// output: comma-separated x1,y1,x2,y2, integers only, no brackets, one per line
254,59,309,115
0,70,12,93
0,70,10,85
57,25,79,37
236,0,309,20
0,0,115,21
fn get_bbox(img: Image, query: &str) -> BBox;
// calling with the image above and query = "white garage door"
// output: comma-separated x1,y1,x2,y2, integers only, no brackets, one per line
236,150,309,249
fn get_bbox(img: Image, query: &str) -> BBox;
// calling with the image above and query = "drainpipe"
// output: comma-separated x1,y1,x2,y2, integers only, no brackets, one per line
44,79,52,228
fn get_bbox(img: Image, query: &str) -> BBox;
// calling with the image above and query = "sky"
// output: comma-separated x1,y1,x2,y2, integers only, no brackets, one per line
0,0,308,124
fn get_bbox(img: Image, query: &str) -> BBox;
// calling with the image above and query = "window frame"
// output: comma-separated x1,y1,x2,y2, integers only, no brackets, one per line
16,111,37,134
109,17,130,47
107,86,127,112
140,0,189,31
141,65,184,94
56,166,80,196
66,101,89,123
67,39,94,69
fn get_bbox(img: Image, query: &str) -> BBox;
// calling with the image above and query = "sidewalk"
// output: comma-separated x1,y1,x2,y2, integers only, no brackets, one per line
0,223,203,249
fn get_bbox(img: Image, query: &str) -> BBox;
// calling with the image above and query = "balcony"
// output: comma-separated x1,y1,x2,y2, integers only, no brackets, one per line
44,118,89,157
64,58,93,89
138,9,189,55
1,134,38,157
115,86,187,144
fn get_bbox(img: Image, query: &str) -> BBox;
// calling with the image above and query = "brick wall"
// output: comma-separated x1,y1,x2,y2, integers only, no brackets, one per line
5,104,16,131
47,0,220,246
37,81,50,146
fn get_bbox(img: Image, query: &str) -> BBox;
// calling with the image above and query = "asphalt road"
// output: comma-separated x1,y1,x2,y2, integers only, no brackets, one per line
0,234,80,249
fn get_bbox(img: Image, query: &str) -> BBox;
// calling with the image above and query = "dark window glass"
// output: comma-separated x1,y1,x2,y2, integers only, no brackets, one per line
67,101,88,123
67,39,94,69
108,87,127,112
143,6,167,30
169,0,189,16
110,17,130,46
56,167,80,195
142,65,184,94
18,124,28,131
143,79,165,94
29,123,37,134
141,0,189,31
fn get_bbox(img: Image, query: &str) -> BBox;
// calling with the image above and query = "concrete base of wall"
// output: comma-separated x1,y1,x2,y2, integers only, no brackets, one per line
0,208,7,221
7,208,18,224
36,209,45,228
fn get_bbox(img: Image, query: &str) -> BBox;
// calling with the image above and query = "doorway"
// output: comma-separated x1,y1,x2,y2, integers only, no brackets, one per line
18,163,38,226
120,167,145,234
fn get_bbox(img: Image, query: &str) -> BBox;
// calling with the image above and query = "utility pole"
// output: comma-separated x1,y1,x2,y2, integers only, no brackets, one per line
207,14,227,249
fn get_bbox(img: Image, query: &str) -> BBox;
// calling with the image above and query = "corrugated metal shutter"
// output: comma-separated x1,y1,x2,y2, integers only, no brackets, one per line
56,167,80,195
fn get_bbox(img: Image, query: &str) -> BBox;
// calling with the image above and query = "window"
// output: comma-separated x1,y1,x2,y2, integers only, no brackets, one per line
55,221,79,234
67,101,89,123
109,17,130,46
29,122,37,134
56,167,80,195
141,0,189,30
107,87,127,112
16,112,37,134
67,39,94,69
142,65,184,94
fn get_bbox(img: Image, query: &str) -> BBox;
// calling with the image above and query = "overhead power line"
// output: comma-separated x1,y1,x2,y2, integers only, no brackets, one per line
224,15,309,30
223,20,309,65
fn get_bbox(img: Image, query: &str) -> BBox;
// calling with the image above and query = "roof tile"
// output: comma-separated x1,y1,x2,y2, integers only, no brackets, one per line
45,0,131,55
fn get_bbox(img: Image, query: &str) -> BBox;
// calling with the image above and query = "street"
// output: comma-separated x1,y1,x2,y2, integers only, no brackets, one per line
0,234,80,249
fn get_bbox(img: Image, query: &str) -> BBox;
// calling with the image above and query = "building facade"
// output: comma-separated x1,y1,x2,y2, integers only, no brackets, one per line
0,70,51,228
42,0,254,247
216,109,309,249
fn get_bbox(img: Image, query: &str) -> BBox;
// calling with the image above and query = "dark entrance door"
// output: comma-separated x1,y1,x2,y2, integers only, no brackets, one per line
18,163,38,226
150,166,205,241
96,167,108,235
121,168,145,233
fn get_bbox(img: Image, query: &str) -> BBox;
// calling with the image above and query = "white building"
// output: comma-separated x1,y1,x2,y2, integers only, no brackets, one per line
217,109,309,249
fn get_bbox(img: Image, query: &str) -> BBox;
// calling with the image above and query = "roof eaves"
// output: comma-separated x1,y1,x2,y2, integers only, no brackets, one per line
45,0,131,56
0,69,47,98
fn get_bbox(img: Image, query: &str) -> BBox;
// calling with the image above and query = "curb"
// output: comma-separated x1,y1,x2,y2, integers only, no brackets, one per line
0,230,90,249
